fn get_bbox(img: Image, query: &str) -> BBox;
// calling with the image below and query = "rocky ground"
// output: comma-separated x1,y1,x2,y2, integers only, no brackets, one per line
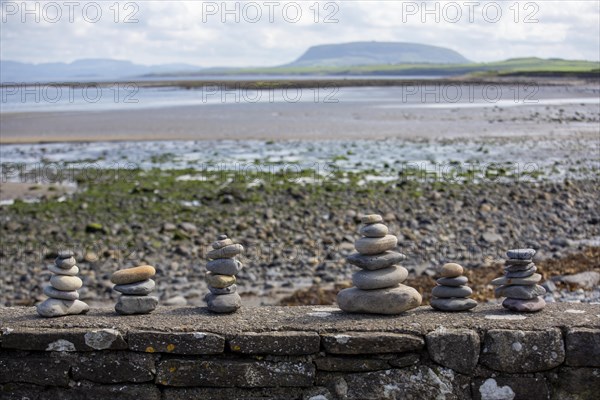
0,165,598,307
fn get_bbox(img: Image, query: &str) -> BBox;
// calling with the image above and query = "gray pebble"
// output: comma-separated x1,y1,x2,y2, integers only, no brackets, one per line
359,223,388,238
43,285,79,300
354,235,398,255
207,258,243,275
207,244,244,259
346,251,406,270
50,275,82,291
431,285,472,298
506,248,536,260
209,284,237,295
504,259,534,267
206,292,241,313
504,262,536,272
502,296,546,312
55,257,77,269
337,284,421,315
430,297,477,311
115,295,158,315
495,284,546,300
436,276,468,287
113,279,155,295
491,273,542,286
48,264,79,276
57,250,75,259
37,298,89,318
505,265,537,278
352,265,408,290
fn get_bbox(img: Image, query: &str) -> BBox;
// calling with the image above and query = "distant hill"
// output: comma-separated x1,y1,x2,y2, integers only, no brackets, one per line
287,41,470,67
0,59,202,83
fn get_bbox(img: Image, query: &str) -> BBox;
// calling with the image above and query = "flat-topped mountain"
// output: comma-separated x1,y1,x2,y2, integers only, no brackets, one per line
288,41,470,67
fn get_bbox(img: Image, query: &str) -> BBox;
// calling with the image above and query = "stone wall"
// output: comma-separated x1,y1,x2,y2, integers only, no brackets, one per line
1,303,599,400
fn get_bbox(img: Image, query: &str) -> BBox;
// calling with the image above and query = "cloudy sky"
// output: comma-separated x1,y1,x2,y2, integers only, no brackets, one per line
1,0,599,66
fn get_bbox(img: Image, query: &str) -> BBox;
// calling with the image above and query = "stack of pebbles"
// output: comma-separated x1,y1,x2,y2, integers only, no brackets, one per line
492,248,546,312
430,263,477,311
337,214,422,314
37,250,89,317
111,265,158,315
205,235,244,313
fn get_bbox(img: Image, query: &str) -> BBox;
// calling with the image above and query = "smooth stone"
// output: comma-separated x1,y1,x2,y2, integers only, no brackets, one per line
337,284,422,315
207,244,244,259
207,258,243,275
37,299,89,318
111,265,156,285
430,297,477,311
115,295,158,315
495,284,546,300
361,214,383,224
209,284,237,295
113,279,155,295
491,273,542,286
346,251,406,270
506,248,536,260
55,257,76,269
217,234,228,240
440,263,463,278
48,264,79,276
436,276,468,287
212,238,233,249
206,273,236,288
502,297,546,312
359,223,388,238
352,265,408,290
354,235,397,255
43,285,79,300
432,285,472,298
504,262,535,271
57,250,74,259
50,275,82,291
505,265,537,278
206,292,242,313
504,259,534,267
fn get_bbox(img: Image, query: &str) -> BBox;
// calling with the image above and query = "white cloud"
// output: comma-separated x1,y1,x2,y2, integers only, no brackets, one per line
0,0,598,65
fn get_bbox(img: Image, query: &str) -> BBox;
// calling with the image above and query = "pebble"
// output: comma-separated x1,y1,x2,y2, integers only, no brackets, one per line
217,234,228,240
212,237,233,249
207,244,244,259
113,279,156,295
36,299,89,318
354,235,398,255
206,292,242,313
504,262,536,272
352,265,408,290
206,258,243,275
164,295,187,306
436,276,468,287
506,248,536,260
346,251,406,270
359,223,388,238
505,265,537,278
209,284,237,295
432,285,472,298
337,285,422,314
491,273,542,286
504,259,534,267
111,265,156,285
431,297,477,311
43,286,79,300
48,264,79,276
115,295,158,315
55,257,77,269
495,284,547,300
57,250,75,259
440,263,463,278
206,273,236,288
502,297,546,312
50,275,83,291
361,214,383,224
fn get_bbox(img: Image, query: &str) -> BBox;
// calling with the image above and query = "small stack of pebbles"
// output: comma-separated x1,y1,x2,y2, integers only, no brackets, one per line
430,263,477,311
111,265,158,315
492,248,546,312
37,250,90,317
205,234,244,313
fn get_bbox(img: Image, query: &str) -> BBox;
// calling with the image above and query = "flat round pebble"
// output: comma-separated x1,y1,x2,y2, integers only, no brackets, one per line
55,257,76,269
505,265,537,278
440,263,463,278
57,250,75,259
432,285,472,298
361,214,383,224
217,234,228,240
43,286,79,300
352,265,408,290
502,296,546,312
436,276,468,287
491,273,542,286
115,295,158,315
346,251,406,270
495,284,546,300
111,265,156,285
504,262,536,272
354,235,398,255
37,298,89,318
49,264,79,276
206,292,242,313
207,258,243,275
50,275,83,291
206,273,236,288
431,297,477,311
504,259,534,267
113,279,156,295
212,238,233,250
360,223,388,238
207,244,244,259
209,284,237,295
506,248,536,260
337,284,422,315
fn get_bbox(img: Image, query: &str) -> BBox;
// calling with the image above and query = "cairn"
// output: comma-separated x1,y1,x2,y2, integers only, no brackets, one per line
430,263,477,311
492,248,546,312
112,265,158,315
37,250,89,317
337,214,422,314
205,234,244,313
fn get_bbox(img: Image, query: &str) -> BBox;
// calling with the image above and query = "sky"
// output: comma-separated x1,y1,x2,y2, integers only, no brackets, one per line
1,0,599,66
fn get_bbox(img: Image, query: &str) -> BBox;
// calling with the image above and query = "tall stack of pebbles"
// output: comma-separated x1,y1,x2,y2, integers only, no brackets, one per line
337,214,422,315
111,265,158,315
492,248,546,312
205,235,244,313
37,250,89,317
430,263,477,311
